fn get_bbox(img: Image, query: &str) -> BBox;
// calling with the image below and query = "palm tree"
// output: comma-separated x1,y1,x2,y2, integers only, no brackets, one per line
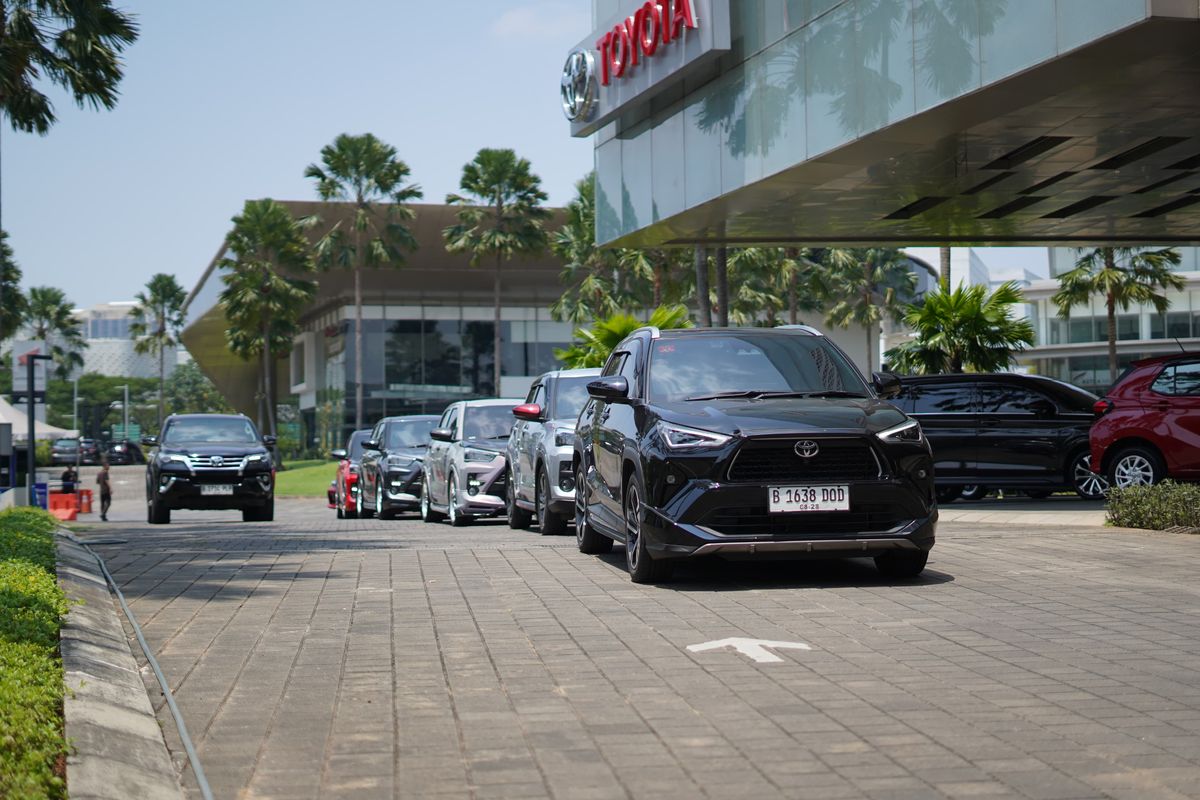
129,273,187,429
0,230,25,341
694,246,711,326
26,285,85,379
822,248,919,373
885,282,1035,374
304,133,423,430
1053,247,1183,383
218,199,316,438
939,246,952,291
550,173,622,324
444,148,550,393
556,305,692,369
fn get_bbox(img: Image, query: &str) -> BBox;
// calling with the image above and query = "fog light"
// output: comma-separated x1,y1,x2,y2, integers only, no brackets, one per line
666,474,678,485
917,469,927,479
468,478,481,496
560,477,574,492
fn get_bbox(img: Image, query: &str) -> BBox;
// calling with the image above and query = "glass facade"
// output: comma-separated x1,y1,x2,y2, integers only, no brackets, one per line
595,0,1148,244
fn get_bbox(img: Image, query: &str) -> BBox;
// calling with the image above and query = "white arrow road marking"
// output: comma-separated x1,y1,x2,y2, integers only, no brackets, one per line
687,637,812,664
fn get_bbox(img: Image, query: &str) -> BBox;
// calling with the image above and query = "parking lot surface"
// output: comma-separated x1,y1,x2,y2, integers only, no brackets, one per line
80,471,1200,799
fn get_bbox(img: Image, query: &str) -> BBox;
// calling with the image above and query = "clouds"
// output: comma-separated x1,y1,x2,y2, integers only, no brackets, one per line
491,2,590,42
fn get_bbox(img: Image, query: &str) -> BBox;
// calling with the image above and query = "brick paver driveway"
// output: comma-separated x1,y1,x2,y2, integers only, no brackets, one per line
83,478,1200,800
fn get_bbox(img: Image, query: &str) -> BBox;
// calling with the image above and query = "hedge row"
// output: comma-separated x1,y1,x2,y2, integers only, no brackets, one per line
1106,481,1200,531
0,507,68,800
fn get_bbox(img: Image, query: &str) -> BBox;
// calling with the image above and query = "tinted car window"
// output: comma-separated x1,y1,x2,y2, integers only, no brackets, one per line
463,406,516,440
347,431,371,459
602,353,626,378
909,384,975,414
978,384,1049,413
1152,362,1200,396
648,334,866,403
387,419,436,448
163,418,259,444
553,377,593,420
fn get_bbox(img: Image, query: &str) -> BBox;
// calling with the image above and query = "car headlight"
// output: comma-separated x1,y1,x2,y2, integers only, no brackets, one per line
554,430,575,448
159,454,190,466
877,419,923,444
244,453,267,464
656,422,732,451
464,448,497,463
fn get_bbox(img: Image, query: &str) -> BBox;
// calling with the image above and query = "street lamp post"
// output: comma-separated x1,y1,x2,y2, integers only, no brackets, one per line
26,354,53,507
119,384,129,444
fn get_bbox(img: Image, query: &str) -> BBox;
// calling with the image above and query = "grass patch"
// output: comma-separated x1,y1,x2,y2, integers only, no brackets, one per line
0,507,68,800
274,461,338,498
280,459,328,472
1107,481,1200,531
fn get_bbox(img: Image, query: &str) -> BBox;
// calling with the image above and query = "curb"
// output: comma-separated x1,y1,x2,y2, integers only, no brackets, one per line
57,534,184,800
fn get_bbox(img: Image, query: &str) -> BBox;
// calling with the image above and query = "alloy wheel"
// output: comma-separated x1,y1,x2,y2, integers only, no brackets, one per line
1113,454,1156,488
448,480,459,525
536,471,546,529
420,478,431,520
1073,454,1108,498
624,483,642,572
376,478,383,516
575,466,588,545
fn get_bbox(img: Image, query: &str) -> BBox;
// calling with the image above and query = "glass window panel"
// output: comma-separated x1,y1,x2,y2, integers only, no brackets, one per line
759,32,807,178
1176,363,1200,396
1068,318,1093,343
913,0,981,113
1151,366,1175,395
1117,315,1139,341
651,108,685,222
978,384,1048,413
1150,315,1166,340
621,122,652,236
462,321,495,396
595,139,623,245
683,85,724,207
857,0,915,128
1056,0,1144,54
910,384,975,414
1166,312,1191,339
979,0,1055,84
805,1,859,157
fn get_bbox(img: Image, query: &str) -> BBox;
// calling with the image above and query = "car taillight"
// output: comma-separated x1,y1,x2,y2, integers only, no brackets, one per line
1093,399,1113,415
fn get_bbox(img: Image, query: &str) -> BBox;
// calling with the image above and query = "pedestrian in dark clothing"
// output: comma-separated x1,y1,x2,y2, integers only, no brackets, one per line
60,466,77,494
97,463,112,521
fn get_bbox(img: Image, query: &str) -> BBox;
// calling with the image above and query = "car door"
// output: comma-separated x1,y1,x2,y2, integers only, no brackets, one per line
516,382,547,503
1151,361,1200,476
904,381,979,482
590,351,630,532
428,405,458,504
975,382,1062,483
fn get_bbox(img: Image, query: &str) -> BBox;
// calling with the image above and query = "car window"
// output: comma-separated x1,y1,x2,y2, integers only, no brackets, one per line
463,405,517,440
529,383,546,408
387,419,436,448
553,377,594,420
978,384,1050,414
647,333,867,403
1152,362,1200,396
162,418,260,444
602,353,626,378
619,343,642,397
348,431,371,459
909,384,976,414
446,406,461,440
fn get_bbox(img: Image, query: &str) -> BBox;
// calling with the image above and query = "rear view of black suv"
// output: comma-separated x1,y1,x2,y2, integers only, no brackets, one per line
143,414,276,524
573,326,936,583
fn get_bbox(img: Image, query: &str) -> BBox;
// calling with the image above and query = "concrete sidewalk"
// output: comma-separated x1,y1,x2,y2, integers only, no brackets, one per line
937,496,1108,528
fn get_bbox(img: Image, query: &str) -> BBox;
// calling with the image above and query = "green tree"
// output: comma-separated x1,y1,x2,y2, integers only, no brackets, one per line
0,230,25,340
25,285,85,379
218,199,316,438
46,373,154,437
822,248,918,374
551,173,625,323
1052,247,1184,384
129,273,186,429
885,282,1035,374
556,305,692,369
445,148,550,393
305,133,422,430
162,361,232,416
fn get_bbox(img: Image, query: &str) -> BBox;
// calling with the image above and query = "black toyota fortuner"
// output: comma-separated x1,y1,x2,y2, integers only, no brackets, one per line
572,326,936,583
143,414,276,524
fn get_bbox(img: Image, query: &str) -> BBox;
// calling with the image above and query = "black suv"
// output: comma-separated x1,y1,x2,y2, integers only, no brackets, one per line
573,326,936,583
359,415,439,519
893,373,1104,501
143,414,276,524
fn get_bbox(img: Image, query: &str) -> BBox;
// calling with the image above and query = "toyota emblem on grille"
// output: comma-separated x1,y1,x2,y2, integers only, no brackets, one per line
211,456,224,467
794,440,819,459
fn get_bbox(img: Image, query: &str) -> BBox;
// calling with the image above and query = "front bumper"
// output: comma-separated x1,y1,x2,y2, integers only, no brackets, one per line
382,465,423,510
155,469,274,510
640,479,936,560
459,459,507,516
544,447,578,514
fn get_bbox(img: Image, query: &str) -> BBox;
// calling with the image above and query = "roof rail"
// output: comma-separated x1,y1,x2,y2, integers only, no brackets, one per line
631,326,662,339
774,324,823,336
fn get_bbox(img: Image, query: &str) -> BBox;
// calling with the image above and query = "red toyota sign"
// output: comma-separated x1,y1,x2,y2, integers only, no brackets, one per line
596,0,697,86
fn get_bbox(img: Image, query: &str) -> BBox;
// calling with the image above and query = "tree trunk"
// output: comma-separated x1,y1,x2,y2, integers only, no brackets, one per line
715,247,729,327
939,246,951,291
354,246,364,432
652,264,663,308
865,324,874,375
1107,291,1118,385
261,321,272,436
788,271,798,325
694,246,711,326
494,253,503,395
157,331,165,431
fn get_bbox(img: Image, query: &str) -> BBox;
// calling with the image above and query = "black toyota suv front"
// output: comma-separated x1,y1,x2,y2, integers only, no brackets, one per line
572,326,936,583
143,414,276,524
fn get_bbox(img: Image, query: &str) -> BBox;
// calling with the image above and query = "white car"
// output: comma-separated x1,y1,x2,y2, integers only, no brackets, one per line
420,398,521,526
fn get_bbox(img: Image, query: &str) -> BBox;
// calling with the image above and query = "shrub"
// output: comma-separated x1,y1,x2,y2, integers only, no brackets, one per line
0,507,68,800
1106,481,1200,531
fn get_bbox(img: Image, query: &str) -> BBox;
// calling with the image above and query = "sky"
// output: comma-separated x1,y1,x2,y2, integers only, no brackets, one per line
4,1,595,310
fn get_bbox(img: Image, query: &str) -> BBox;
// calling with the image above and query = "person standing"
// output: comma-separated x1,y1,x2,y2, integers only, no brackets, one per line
60,465,77,494
96,462,112,521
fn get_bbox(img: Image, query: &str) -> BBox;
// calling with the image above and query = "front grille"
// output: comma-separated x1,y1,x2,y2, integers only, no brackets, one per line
727,438,881,483
188,454,247,469
698,506,903,537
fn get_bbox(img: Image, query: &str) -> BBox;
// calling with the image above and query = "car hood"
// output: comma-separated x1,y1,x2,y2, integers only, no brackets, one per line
462,438,508,454
159,442,270,457
656,397,908,436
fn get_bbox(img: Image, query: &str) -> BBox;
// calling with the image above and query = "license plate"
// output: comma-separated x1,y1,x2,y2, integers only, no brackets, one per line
201,484,234,496
769,485,849,513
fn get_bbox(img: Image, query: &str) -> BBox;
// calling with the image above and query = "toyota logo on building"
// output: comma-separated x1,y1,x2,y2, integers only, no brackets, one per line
794,440,819,459
561,49,597,122
211,456,224,467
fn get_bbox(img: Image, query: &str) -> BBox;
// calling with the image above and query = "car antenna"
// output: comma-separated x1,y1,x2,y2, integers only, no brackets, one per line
1176,337,1187,352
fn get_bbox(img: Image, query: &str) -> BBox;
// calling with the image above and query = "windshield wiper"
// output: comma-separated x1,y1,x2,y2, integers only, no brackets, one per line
795,390,868,399
685,389,866,401
484,434,510,440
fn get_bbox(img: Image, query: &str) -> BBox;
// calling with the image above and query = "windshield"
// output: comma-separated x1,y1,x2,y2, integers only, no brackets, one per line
552,378,593,420
347,430,371,459
162,418,261,445
649,334,869,404
54,439,78,449
463,405,517,440
387,419,436,449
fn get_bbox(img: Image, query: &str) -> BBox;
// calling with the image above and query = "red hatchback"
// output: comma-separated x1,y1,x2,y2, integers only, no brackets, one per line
1091,353,1200,488
331,429,372,518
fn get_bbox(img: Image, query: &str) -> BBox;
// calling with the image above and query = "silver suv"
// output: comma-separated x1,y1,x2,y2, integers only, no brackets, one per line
420,398,521,527
505,368,600,534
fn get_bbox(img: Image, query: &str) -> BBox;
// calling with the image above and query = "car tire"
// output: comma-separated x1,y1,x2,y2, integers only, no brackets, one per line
336,488,345,519
1024,489,1052,500
575,463,611,555
447,475,471,527
875,550,928,579
537,467,567,536
375,473,395,520
420,475,445,523
1108,445,1165,489
935,486,963,504
244,497,274,523
959,485,989,502
624,475,671,584
360,480,375,519
1071,452,1108,499
506,469,531,529
147,494,170,525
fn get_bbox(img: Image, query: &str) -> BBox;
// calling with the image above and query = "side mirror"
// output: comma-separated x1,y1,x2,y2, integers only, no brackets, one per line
588,376,630,403
362,439,382,451
512,403,544,422
330,448,348,460
872,371,902,399
141,435,158,447
429,428,454,443
263,435,277,448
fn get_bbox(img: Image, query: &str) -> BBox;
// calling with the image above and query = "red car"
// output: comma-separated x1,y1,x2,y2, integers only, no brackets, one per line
1091,353,1200,488
331,429,372,518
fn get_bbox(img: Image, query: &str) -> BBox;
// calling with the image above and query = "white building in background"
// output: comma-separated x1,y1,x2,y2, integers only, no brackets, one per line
72,301,181,379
